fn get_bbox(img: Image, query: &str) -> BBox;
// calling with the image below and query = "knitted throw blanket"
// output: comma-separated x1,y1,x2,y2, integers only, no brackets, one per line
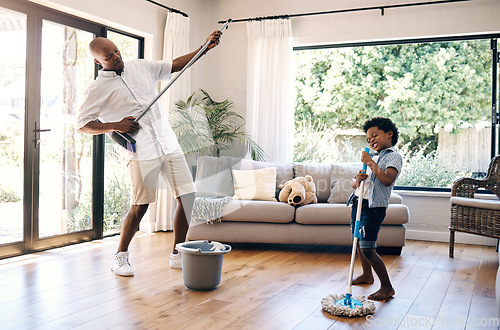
192,196,232,224
192,156,241,224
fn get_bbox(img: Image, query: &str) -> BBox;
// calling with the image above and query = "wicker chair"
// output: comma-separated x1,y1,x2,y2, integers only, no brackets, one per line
449,154,500,258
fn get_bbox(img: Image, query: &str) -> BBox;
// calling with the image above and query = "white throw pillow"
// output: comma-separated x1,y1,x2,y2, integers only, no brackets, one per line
327,163,363,204
232,167,278,201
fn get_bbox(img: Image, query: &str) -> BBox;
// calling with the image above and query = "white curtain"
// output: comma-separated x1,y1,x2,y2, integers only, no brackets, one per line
147,12,191,232
246,19,293,162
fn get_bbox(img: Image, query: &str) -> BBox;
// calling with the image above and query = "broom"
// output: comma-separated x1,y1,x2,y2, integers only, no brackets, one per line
321,147,376,317
104,18,233,153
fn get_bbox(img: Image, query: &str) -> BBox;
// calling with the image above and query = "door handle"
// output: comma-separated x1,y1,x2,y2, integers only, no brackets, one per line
34,121,51,148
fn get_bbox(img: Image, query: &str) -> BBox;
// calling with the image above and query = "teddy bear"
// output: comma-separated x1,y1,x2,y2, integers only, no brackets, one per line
278,175,318,207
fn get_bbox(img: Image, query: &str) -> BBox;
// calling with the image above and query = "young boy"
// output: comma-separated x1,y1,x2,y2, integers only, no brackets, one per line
349,117,402,300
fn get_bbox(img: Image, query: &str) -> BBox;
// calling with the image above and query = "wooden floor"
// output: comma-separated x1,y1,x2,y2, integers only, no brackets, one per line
0,232,498,330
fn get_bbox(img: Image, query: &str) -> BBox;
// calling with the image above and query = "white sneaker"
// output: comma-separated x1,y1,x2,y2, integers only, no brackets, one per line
170,253,182,269
111,251,134,276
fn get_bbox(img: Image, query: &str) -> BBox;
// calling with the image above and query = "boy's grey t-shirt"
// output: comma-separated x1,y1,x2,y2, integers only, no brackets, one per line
367,147,403,208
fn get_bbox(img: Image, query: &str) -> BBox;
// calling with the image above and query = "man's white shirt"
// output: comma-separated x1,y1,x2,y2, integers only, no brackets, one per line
77,59,180,160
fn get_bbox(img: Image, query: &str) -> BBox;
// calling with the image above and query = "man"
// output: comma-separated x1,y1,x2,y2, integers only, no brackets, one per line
77,31,222,276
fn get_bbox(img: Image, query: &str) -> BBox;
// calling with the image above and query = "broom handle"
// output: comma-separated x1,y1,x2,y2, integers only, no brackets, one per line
135,18,232,122
346,147,369,295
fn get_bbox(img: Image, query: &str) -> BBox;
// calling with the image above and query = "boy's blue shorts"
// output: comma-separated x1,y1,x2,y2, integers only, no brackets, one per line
351,197,387,249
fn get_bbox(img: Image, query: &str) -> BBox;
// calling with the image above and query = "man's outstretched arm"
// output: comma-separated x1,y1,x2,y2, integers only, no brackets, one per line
171,30,222,73
78,116,140,135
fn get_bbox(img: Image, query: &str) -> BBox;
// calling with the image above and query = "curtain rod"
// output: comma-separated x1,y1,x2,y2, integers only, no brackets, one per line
145,0,188,17
217,0,471,23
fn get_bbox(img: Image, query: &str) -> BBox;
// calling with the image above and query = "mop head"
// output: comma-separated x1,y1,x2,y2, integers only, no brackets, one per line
321,293,376,317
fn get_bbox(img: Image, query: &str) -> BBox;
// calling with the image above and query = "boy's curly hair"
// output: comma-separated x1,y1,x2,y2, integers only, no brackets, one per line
362,117,399,146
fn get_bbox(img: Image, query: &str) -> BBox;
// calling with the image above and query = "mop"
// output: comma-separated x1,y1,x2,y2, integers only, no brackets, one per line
321,147,376,317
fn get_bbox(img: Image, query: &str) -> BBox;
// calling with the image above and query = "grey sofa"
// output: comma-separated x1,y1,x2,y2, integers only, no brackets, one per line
187,156,410,254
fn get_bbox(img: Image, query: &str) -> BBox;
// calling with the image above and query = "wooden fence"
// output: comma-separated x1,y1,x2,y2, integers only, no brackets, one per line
438,127,491,173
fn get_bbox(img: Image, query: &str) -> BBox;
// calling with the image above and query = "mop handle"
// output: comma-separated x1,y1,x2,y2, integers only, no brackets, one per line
354,148,369,232
346,236,358,296
135,18,232,122
346,147,370,296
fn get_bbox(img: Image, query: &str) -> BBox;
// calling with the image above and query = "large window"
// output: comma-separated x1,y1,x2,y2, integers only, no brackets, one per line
294,38,496,189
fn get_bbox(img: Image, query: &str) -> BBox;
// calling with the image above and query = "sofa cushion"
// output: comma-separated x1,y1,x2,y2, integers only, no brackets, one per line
295,204,351,224
327,162,363,204
221,200,295,223
295,203,409,225
451,196,500,210
237,159,294,199
390,192,402,204
232,167,277,201
293,163,331,203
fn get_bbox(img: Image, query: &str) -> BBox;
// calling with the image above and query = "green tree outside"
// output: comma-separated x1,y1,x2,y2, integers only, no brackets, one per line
294,39,491,187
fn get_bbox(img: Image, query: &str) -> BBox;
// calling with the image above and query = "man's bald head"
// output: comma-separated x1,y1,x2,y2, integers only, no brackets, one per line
89,37,113,56
89,37,124,73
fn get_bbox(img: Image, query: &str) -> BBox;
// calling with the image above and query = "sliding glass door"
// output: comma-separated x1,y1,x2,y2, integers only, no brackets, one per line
0,7,26,247
0,0,143,258
37,20,95,239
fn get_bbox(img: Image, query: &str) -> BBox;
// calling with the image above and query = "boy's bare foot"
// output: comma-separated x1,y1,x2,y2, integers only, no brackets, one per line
352,274,374,285
368,287,395,300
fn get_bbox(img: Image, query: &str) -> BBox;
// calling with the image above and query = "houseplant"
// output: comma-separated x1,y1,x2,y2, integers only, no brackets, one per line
170,90,266,165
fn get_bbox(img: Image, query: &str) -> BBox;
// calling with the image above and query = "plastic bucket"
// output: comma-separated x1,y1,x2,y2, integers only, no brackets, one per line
176,240,232,290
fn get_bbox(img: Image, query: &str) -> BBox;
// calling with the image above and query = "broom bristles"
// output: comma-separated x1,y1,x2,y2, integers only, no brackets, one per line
95,119,137,153
109,131,136,153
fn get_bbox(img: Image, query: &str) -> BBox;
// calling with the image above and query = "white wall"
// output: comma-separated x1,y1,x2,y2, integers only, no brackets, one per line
399,191,497,246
